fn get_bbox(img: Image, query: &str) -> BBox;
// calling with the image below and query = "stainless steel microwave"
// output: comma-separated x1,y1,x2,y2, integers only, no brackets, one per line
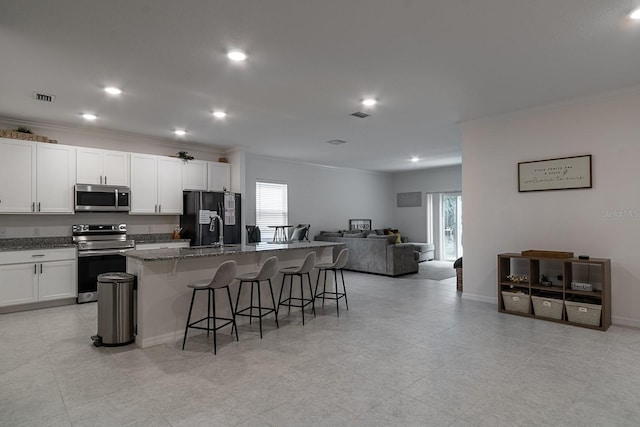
75,184,130,212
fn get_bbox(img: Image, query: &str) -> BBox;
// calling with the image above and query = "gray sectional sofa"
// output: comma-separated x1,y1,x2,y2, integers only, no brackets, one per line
314,232,418,276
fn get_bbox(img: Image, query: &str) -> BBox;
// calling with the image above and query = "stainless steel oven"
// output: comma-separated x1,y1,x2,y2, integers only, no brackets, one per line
73,224,134,303
75,184,130,212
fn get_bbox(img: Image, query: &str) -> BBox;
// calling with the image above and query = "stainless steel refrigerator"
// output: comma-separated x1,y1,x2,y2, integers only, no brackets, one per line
180,191,242,246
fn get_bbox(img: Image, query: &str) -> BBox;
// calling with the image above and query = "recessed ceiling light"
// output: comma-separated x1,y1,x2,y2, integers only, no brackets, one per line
82,113,97,121
174,129,187,136
362,98,377,107
630,8,640,20
212,110,227,119
411,157,420,162
227,49,247,62
104,86,122,95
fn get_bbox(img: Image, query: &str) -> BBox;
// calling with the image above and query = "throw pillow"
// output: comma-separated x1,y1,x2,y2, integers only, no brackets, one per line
390,231,402,244
368,234,397,244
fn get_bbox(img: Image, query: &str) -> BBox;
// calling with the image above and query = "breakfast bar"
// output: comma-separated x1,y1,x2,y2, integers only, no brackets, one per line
125,241,340,348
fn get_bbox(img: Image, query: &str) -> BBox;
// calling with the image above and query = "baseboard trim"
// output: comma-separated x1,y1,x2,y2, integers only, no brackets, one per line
461,293,497,305
612,316,640,329
0,298,76,314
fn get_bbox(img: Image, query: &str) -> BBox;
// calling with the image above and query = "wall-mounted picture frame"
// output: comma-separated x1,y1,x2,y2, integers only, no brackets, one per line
518,155,592,192
349,219,372,231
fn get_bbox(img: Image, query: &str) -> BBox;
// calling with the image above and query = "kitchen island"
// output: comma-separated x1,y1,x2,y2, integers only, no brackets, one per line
125,241,342,348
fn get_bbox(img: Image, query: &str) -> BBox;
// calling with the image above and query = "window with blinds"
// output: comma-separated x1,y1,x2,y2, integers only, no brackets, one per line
256,181,288,242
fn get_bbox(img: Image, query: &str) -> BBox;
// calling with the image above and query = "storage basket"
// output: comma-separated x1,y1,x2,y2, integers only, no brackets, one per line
501,291,530,314
531,295,563,320
565,300,601,327
456,267,463,292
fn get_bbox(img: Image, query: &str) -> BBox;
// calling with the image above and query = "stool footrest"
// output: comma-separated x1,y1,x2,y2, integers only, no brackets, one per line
278,297,314,309
188,316,235,332
315,291,346,299
235,306,276,318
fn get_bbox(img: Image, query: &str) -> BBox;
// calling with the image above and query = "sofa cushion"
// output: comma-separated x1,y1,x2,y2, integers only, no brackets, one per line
367,234,396,244
320,231,343,237
343,232,365,238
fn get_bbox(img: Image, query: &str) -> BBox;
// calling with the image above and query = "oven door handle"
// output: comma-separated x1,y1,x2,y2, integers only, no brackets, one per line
78,249,133,257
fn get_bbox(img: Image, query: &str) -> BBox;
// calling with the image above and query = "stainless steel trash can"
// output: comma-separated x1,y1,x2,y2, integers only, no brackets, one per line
93,272,135,346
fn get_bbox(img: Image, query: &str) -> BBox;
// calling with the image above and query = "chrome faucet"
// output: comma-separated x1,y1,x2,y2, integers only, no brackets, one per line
209,212,224,247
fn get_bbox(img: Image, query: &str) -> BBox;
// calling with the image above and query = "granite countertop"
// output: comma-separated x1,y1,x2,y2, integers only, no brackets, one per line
128,233,190,244
124,241,340,262
0,237,75,252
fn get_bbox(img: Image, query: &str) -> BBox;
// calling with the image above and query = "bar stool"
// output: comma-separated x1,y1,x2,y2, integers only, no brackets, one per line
234,256,279,338
182,260,238,354
277,252,316,325
314,248,349,317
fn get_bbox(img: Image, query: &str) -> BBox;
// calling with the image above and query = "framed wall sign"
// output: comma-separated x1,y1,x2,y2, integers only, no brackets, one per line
349,219,372,231
518,155,592,192
397,191,422,207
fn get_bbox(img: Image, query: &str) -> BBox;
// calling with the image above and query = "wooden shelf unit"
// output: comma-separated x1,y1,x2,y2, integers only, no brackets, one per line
498,253,611,330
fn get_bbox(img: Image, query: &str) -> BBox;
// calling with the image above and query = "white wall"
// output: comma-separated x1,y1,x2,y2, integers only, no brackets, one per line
244,154,394,237
0,117,226,238
461,88,640,327
392,165,462,244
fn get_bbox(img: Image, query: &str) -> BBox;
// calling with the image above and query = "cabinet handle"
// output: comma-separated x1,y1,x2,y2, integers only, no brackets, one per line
100,176,103,184
159,204,161,213
105,176,107,185
37,202,41,212
154,204,157,213
34,264,37,274
40,264,43,274
31,254,45,257
32,202,35,212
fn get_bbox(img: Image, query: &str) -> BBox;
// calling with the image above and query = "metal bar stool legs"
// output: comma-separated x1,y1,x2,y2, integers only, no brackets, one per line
182,260,238,354
277,252,316,325
234,256,280,339
313,249,349,317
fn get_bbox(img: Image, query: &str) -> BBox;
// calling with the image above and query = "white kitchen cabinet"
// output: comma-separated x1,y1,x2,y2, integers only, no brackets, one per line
0,248,77,307
77,147,129,186
157,157,183,214
0,138,35,213
38,260,77,301
207,162,231,192
182,160,208,190
130,154,182,214
0,263,38,306
36,143,76,213
0,138,75,214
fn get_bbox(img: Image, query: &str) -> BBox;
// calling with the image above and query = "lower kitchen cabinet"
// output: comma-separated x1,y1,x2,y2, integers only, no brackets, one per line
0,248,77,307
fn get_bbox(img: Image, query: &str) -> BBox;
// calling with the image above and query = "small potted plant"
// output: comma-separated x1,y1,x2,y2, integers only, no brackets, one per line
540,274,553,287
176,151,194,162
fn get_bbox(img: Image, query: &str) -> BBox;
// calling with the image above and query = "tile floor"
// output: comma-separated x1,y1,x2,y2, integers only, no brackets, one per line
2,267,640,426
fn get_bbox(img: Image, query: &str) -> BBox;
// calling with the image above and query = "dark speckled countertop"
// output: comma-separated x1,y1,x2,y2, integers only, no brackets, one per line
125,241,340,262
0,233,189,251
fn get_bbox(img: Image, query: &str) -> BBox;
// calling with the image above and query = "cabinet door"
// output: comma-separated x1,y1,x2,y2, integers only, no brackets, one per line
157,157,183,214
130,153,158,214
207,162,230,192
38,260,77,301
76,147,104,185
0,263,38,307
36,144,76,213
183,160,208,190
102,150,129,186
0,138,36,213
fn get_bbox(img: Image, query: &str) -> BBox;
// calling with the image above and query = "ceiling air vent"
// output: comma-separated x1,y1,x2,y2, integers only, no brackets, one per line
33,92,56,103
350,111,370,118
326,139,347,145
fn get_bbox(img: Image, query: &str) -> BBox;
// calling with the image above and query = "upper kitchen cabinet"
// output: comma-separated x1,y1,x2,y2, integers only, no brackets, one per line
77,147,129,186
0,138,35,213
207,162,231,192
130,154,182,215
182,160,208,191
0,138,75,214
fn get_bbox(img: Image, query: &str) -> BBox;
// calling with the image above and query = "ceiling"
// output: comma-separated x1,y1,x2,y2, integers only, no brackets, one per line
1,1,640,172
